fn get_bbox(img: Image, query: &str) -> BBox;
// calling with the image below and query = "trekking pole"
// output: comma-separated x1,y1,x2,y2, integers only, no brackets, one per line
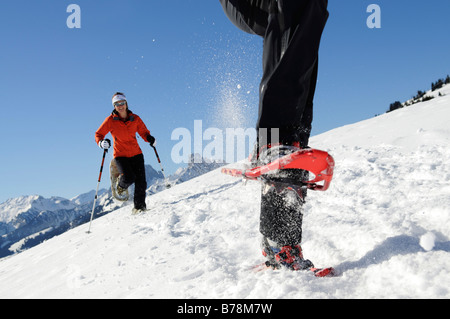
151,145,171,188
86,148,108,233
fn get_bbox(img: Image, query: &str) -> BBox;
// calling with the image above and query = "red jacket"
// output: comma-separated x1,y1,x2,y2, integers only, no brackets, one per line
95,110,151,158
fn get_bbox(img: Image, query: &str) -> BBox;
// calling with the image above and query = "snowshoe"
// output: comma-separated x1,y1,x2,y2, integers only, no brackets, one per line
110,159,129,202
131,208,145,215
222,145,334,191
131,206,148,215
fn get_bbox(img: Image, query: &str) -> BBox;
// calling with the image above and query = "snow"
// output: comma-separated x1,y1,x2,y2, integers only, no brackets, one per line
420,232,437,252
0,85,449,299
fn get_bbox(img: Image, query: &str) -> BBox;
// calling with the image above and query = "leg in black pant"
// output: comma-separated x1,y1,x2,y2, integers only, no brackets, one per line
219,0,328,248
220,0,328,146
115,153,147,210
258,0,328,146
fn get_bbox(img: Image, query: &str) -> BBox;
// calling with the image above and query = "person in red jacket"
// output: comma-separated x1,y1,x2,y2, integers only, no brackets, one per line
95,92,155,213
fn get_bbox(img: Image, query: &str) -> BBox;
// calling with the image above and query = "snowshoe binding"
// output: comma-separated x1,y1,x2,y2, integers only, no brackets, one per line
110,159,129,202
261,237,335,277
262,237,313,271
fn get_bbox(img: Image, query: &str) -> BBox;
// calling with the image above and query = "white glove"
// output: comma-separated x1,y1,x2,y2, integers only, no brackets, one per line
98,139,111,149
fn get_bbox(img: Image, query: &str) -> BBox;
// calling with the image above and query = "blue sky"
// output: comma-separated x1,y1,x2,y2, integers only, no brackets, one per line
1,0,449,203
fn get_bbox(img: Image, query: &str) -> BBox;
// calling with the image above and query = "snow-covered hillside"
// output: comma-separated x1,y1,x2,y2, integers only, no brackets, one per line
0,85,449,299
0,159,222,259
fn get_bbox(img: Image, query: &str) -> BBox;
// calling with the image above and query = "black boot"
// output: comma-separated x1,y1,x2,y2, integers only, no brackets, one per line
261,237,314,271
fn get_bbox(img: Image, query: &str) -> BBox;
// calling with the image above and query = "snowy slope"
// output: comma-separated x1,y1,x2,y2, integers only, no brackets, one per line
0,86,449,298
0,160,221,259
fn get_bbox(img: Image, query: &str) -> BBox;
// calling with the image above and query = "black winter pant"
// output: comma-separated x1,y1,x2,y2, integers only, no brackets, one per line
220,0,328,246
115,153,147,210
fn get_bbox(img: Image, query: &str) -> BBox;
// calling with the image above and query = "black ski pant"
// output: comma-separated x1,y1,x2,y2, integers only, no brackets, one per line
115,153,147,210
219,0,328,246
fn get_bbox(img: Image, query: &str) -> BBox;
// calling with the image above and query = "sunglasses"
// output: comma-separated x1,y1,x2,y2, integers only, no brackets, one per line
114,101,127,107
